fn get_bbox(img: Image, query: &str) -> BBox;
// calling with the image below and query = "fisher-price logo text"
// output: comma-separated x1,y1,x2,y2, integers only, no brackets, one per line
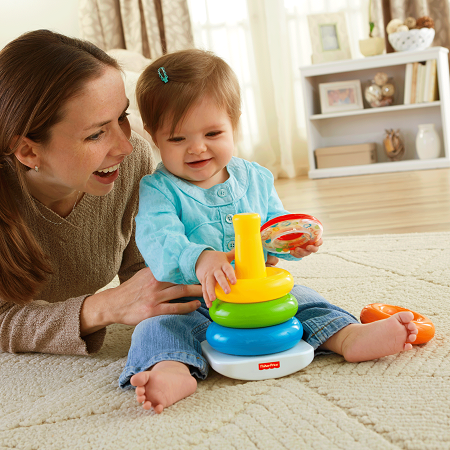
259,361,280,370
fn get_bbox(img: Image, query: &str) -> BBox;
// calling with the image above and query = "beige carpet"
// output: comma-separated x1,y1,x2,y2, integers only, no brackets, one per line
1,232,449,450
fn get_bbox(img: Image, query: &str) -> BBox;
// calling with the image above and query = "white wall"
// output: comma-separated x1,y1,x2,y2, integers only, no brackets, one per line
0,0,80,49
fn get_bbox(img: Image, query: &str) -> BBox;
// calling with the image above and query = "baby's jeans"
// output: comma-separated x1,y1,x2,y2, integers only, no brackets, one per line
118,284,358,389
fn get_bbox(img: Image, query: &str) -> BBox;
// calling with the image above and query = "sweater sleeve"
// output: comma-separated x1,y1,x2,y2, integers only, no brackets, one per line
0,296,105,355
117,133,155,284
135,175,213,285
117,219,147,284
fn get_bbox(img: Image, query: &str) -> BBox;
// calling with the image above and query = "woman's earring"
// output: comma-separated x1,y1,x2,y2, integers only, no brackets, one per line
34,166,39,172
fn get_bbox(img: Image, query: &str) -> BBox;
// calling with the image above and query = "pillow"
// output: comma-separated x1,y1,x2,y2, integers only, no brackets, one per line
106,49,161,162
107,48,151,73
122,70,141,111
128,109,161,164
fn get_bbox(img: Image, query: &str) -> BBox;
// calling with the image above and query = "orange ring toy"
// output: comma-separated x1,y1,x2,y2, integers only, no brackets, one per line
360,303,435,345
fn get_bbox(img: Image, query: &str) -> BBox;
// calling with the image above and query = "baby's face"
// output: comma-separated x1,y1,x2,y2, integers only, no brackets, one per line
152,96,235,189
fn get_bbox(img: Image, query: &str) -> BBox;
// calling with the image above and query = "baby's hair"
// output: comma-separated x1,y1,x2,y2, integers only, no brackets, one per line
136,49,241,138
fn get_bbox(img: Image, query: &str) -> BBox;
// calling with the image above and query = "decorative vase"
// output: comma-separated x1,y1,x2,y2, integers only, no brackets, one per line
415,124,441,159
359,37,385,57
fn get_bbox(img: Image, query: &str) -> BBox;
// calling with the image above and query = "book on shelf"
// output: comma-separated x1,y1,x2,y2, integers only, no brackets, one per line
423,59,433,102
427,59,438,102
415,63,422,103
404,62,413,104
410,61,419,104
418,63,427,103
404,59,438,105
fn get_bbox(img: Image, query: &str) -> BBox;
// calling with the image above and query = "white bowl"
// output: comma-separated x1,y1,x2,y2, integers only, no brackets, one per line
388,28,435,52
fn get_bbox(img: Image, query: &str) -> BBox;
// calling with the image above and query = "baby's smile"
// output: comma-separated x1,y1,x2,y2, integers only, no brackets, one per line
186,158,212,168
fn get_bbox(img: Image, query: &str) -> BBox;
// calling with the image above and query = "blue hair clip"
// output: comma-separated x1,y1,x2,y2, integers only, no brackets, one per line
158,67,169,83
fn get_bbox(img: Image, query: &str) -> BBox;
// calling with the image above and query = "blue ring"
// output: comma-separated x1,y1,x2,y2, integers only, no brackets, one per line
206,317,303,356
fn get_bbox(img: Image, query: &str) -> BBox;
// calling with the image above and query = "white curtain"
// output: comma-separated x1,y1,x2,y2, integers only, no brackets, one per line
188,0,368,178
245,1,303,178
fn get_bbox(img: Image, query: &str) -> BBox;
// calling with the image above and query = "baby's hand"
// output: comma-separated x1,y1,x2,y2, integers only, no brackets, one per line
266,254,279,267
290,238,323,259
195,250,236,308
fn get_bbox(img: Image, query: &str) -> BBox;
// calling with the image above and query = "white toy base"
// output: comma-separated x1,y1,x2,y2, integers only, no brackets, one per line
201,339,314,381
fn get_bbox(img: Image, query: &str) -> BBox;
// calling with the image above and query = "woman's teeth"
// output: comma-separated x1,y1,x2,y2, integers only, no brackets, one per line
97,163,120,173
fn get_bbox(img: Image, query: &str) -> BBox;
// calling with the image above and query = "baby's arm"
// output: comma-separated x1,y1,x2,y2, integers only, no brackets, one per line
136,177,214,285
195,250,236,308
262,166,322,260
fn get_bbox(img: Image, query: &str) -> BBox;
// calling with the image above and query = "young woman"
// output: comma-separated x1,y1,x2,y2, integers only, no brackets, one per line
0,30,204,355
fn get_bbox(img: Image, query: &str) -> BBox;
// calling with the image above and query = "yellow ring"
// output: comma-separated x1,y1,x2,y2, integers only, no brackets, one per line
215,267,294,303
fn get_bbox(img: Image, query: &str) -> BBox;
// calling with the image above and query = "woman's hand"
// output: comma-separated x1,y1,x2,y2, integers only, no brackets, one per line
289,238,323,259
80,268,203,335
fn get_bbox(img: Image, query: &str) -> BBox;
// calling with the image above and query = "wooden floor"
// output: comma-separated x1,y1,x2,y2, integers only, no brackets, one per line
274,168,450,237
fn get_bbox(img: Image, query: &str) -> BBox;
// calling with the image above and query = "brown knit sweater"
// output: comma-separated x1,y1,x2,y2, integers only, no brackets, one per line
0,132,154,355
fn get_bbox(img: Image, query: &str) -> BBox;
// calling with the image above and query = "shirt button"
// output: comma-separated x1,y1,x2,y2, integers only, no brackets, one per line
218,189,227,197
227,240,235,250
226,214,233,223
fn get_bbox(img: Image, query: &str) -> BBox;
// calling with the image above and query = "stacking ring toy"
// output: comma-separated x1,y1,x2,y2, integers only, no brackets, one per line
261,214,323,253
210,294,298,328
206,317,303,356
360,303,435,345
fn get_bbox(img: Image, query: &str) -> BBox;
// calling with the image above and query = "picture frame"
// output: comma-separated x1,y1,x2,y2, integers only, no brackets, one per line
307,13,352,64
319,80,364,114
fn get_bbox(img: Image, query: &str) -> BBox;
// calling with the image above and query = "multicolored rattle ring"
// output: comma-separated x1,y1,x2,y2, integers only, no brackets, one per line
260,214,323,253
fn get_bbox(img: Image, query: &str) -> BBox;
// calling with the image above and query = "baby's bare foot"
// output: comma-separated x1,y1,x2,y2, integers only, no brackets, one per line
130,361,197,414
322,311,418,362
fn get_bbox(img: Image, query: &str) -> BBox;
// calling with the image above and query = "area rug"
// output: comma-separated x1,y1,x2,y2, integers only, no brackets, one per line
1,232,449,450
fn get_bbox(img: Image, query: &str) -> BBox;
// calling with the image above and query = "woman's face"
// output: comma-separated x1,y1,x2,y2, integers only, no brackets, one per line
34,66,132,198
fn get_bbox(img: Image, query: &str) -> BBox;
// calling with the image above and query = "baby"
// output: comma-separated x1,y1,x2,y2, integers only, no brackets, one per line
118,49,418,414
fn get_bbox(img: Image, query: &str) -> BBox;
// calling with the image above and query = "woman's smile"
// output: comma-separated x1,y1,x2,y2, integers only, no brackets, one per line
93,162,122,184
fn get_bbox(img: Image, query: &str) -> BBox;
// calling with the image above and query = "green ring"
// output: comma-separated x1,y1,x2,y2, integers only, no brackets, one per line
210,293,298,328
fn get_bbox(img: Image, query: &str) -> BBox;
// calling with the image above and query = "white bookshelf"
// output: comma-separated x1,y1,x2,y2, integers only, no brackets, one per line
300,47,450,179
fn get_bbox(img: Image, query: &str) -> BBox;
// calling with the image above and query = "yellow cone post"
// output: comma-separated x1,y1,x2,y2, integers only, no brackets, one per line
233,213,267,280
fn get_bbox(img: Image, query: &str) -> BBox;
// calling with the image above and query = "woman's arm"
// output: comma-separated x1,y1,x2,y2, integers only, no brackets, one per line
80,267,202,336
0,269,203,354
0,295,104,354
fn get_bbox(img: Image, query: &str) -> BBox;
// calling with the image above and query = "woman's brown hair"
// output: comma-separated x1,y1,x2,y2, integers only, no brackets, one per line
136,48,241,138
0,30,120,304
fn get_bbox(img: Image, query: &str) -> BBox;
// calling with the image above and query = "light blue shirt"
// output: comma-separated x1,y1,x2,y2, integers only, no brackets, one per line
135,157,296,285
